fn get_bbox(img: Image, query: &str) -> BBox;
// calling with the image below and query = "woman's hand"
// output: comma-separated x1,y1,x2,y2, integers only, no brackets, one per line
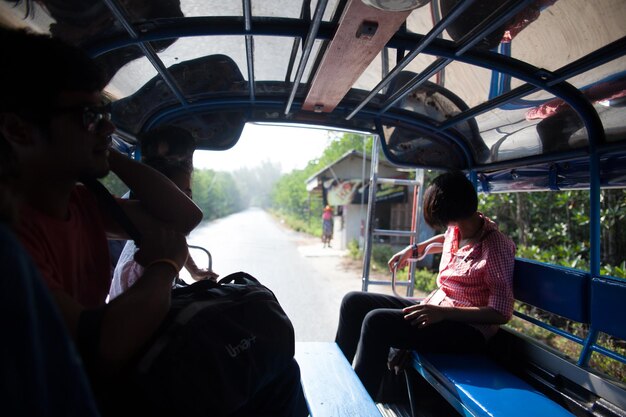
387,245,416,273
189,267,219,282
402,303,448,328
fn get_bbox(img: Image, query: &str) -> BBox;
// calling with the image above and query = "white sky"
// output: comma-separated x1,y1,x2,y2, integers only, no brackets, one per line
193,123,335,173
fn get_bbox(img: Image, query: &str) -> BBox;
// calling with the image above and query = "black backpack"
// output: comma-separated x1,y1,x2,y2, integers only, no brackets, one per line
129,272,299,416
83,180,305,416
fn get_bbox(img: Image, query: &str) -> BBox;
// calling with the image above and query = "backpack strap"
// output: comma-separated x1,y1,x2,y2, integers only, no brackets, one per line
82,178,142,247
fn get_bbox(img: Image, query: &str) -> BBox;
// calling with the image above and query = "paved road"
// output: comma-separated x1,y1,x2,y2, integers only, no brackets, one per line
185,207,394,342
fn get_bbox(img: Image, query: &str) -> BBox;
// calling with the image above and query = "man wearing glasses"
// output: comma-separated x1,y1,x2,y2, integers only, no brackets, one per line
0,28,200,414
0,28,307,417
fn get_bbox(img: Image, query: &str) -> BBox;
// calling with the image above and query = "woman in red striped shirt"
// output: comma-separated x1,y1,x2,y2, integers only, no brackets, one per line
334,170,516,400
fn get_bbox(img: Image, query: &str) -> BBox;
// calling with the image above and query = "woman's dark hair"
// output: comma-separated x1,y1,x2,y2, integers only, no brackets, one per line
423,171,478,229
143,157,193,179
140,126,196,162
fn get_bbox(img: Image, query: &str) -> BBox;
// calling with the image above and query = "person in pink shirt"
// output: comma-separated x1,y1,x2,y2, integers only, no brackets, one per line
109,156,218,301
334,170,516,400
322,205,334,248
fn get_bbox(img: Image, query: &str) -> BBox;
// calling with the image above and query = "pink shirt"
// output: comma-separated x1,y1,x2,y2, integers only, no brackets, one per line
425,214,516,339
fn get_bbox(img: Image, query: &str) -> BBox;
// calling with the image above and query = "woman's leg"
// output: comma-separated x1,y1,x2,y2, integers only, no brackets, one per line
335,291,413,363
353,310,486,399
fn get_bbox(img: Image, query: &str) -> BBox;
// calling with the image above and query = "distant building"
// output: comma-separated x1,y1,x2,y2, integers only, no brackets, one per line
306,150,428,251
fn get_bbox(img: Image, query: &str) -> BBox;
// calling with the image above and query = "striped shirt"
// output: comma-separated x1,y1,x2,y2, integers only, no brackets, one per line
425,213,516,339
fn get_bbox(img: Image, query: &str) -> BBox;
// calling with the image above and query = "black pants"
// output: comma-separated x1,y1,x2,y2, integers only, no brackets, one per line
335,291,486,399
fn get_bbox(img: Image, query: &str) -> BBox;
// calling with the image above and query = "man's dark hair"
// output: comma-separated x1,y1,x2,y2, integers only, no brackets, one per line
0,27,106,116
423,170,478,229
0,28,106,179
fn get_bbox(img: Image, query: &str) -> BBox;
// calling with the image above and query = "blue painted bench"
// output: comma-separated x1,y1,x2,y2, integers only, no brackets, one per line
295,342,382,417
408,258,592,417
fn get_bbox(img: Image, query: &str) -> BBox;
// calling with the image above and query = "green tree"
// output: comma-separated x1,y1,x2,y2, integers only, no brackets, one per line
235,161,282,208
479,189,625,276
270,132,376,233
271,132,375,213
192,169,244,220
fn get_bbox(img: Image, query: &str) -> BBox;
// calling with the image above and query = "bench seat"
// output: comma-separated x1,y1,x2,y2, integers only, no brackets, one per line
295,342,382,417
411,352,576,417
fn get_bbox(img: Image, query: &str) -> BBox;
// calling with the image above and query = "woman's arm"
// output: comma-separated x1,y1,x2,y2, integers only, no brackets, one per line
184,251,218,281
52,226,189,375
387,234,445,272
104,149,202,237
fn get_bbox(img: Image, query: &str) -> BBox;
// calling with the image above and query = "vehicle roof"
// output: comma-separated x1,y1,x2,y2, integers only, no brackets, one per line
2,0,625,189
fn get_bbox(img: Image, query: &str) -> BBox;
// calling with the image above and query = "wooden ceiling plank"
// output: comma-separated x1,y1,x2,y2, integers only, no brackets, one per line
303,0,411,113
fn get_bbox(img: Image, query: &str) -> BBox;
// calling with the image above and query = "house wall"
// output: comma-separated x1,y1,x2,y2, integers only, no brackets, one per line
337,204,364,250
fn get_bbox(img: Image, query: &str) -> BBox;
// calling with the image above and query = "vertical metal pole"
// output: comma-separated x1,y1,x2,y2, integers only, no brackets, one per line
362,136,380,292
579,139,601,366
359,135,368,249
407,168,425,297
243,0,255,101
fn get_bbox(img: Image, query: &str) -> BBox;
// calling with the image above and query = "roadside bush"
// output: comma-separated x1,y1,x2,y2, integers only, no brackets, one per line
270,210,321,236
348,239,361,259
371,244,395,270
413,268,438,292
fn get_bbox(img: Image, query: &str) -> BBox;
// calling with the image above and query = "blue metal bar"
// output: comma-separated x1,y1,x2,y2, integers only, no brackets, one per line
379,57,451,114
579,329,600,366
498,42,512,95
429,0,446,87
590,342,626,365
133,147,141,161
101,0,189,107
548,165,560,191
86,18,624,143
361,131,382,292
86,18,329,57
441,84,537,130
456,1,533,56
588,130,602,279
243,0,255,101
488,65,501,100
284,0,328,115
284,2,310,83
469,171,478,190
579,114,603,366
548,36,626,86
439,37,626,130
512,311,585,345
142,96,474,168
379,0,535,115
136,94,626,175
345,0,477,120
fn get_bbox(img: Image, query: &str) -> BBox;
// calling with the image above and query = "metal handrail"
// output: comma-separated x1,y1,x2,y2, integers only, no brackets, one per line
391,242,443,298
188,244,213,272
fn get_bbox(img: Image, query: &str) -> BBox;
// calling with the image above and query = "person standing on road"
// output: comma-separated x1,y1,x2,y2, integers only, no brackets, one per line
322,205,334,248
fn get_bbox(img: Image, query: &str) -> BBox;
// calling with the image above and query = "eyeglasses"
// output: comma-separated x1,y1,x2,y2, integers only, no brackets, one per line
51,103,112,133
